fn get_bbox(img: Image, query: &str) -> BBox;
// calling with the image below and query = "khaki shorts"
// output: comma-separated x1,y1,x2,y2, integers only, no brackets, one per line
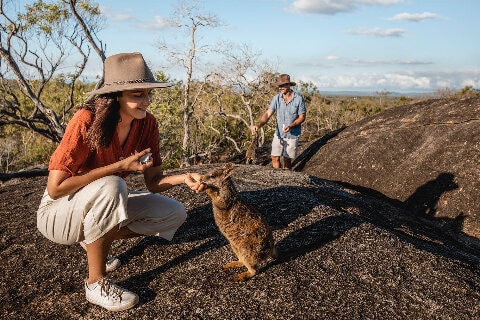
271,135,299,159
37,175,186,245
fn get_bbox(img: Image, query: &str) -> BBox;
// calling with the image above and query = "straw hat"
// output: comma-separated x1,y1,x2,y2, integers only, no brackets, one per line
87,52,173,96
273,74,296,87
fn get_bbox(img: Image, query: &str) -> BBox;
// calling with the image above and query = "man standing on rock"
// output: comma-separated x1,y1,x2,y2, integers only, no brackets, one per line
252,74,306,169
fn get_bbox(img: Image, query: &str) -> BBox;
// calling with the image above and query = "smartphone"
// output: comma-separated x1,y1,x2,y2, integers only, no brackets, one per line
139,152,152,164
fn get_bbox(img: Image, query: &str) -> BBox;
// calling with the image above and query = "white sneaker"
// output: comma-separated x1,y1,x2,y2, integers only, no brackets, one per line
105,257,121,273
85,277,139,311
79,242,122,272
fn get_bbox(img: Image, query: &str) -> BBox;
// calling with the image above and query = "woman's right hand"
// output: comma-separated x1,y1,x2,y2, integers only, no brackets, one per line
120,149,153,172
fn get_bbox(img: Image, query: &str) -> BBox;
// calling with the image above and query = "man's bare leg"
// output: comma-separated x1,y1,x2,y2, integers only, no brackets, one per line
271,155,281,168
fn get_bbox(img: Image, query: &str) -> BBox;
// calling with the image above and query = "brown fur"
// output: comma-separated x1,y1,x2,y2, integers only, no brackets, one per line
201,162,277,281
245,131,258,165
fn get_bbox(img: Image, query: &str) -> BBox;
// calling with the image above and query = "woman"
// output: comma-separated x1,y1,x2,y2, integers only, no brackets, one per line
36,52,205,311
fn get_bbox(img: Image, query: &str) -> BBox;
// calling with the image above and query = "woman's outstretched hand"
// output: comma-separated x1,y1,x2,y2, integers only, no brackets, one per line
184,172,206,193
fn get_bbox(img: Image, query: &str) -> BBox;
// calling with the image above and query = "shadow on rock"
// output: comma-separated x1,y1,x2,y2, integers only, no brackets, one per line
267,212,357,269
405,172,459,216
324,173,480,266
292,126,346,172
120,237,219,304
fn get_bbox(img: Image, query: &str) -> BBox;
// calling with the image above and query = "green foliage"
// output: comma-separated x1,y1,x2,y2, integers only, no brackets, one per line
17,137,56,169
18,0,101,35
456,85,480,97
0,125,56,172
19,0,69,34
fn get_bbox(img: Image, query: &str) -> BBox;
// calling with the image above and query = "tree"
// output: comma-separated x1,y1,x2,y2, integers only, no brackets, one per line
157,0,221,167
211,43,277,148
0,0,105,142
376,89,391,107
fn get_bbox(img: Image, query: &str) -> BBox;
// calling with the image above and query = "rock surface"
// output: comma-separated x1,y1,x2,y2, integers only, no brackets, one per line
1,163,480,319
299,96,480,243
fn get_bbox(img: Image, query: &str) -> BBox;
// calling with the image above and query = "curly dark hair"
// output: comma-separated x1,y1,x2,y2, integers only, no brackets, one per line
82,92,121,150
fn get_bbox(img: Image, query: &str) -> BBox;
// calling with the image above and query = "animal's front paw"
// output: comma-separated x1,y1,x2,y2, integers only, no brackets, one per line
223,260,244,270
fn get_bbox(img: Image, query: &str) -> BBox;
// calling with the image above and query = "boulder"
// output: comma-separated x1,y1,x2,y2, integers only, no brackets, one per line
299,96,480,242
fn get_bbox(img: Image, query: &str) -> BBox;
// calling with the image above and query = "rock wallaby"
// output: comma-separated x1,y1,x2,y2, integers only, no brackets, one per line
245,131,258,165
200,162,277,281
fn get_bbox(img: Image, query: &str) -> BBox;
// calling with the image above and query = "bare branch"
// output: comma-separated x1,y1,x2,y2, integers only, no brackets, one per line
0,0,105,141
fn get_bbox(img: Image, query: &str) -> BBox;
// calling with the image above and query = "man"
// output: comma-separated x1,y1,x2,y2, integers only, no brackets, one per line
252,74,306,169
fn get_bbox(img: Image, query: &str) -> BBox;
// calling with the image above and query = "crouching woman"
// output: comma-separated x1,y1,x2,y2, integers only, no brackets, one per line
36,52,205,311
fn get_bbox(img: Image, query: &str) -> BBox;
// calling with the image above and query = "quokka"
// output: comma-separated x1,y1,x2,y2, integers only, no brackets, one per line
245,130,258,165
200,162,277,282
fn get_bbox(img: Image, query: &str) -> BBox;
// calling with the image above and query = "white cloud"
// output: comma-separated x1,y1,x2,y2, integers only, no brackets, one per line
287,0,402,15
295,68,480,92
100,6,134,22
137,16,174,31
388,12,438,22
382,73,430,89
100,6,172,31
310,72,431,90
346,27,407,37
308,69,480,92
396,59,433,65
288,0,355,15
433,70,480,90
461,78,479,88
347,58,432,66
326,55,340,61
359,0,402,3
435,79,453,89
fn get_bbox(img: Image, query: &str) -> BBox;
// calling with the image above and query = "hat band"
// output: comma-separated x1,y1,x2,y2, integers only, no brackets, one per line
103,78,156,86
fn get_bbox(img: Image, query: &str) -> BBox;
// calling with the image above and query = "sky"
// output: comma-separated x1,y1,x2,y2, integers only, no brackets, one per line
22,0,480,93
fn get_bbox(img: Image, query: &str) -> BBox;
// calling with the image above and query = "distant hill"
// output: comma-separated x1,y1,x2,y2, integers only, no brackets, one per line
319,90,435,97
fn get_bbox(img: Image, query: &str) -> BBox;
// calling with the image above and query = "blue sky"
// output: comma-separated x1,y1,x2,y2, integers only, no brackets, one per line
25,0,480,93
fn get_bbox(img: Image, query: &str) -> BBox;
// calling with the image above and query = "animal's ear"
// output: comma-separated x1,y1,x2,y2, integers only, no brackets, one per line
223,162,234,178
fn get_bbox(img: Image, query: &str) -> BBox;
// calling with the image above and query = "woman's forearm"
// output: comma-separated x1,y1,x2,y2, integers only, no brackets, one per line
47,162,124,199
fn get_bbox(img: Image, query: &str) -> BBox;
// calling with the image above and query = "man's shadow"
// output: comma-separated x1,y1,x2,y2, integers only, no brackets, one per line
292,126,345,171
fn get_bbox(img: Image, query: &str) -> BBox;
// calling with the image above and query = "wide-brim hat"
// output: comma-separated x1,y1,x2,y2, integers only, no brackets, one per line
273,74,296,87
87,52,173,96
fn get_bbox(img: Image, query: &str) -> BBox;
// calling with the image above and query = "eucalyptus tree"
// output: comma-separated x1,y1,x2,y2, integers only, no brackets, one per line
210,43,277,148
156,0,221,166
0,0,105,142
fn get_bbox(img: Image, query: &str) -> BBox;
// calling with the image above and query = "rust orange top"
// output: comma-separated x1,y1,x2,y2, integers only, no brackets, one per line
49,109,162,178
